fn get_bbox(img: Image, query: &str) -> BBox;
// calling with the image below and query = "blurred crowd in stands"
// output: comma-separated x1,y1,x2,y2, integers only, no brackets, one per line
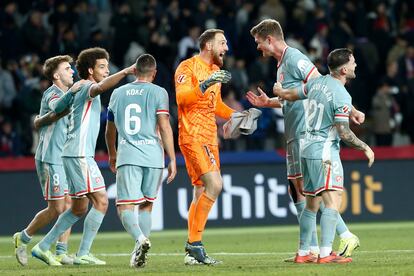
0,0,413,157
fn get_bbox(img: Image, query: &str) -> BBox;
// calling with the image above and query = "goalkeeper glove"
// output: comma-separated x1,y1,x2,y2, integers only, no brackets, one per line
199,70,231,93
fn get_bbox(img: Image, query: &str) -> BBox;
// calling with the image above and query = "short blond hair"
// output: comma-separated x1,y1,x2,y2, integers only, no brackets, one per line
250,19,284,40
43,55,73,81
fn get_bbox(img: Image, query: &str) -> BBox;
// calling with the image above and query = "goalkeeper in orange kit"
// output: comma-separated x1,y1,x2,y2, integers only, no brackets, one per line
174,29,234,265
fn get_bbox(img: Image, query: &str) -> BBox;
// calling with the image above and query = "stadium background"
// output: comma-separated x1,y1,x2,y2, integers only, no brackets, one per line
0,0,413,234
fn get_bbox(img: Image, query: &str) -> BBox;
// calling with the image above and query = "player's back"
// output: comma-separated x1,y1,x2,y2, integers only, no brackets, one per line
62,81,101,157
277,47,317,142
175,55,221,145
302,75,352,159
35,85,69,165
109,81,168,169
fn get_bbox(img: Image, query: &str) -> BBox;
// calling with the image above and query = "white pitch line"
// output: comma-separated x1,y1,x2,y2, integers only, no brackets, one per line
2,250,413,259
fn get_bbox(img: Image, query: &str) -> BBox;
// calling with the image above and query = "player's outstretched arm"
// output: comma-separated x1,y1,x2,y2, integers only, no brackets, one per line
246,87,281,108
273,82,301,101
50,80,86,113
89,64,135,98
157,114,176,184
335,121,375,167
33,109,71,130
105,120,117,173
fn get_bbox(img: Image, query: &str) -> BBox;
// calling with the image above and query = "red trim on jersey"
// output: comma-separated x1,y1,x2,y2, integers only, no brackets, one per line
303,84,308,96
277,46,288,68
69,189,88,197
287,173,303,179
116,198,146,204
144,196,157,202
50,195,65,199
45,173,50,200
325,163,331,190
304,66,316,83
49,95,60,103
93,185,106,191
303,185,343,196
335,114,349,118
156,109,169,113
82,100,92,122
86,169,91,193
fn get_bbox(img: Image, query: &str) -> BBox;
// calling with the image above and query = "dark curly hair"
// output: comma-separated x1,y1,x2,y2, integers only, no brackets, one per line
76,47,109,80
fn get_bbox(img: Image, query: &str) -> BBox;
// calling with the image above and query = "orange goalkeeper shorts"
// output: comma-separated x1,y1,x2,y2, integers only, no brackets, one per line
179,143,220,185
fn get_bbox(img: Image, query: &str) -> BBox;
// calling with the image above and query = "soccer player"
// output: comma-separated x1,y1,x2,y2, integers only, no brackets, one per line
31,47,135,266
174,29,233,265
247,19,362,258
105,54,177,268
273,48,374,263
13,55,82,266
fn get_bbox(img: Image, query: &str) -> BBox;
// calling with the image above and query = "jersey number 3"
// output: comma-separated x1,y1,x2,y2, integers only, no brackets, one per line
125,103,141,135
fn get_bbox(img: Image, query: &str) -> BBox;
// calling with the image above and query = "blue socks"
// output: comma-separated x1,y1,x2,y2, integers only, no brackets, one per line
120,209,143,242
39,210,80,251
320,207,338,249
319,202,349,236
138,210,152,238
295,201,319,250
299,208,317,251
21,229,32,244
77,207,105,257
56,241,68,255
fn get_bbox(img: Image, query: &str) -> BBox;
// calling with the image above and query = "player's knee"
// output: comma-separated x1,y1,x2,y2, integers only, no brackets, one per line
94,195,109,213
71,205,88,217
206,178,222,198
47,202,65,217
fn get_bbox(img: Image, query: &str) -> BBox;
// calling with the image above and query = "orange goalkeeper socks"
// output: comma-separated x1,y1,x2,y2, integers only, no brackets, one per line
187,202,196,239
189,192,215,243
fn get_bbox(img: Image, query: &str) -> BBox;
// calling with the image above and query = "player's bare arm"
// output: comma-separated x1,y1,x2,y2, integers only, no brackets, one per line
33,80,87,130
272,82,300,101
246,87,281,108
33,109,71,130
105,121,117,173
157,114,177,184
90,64,135,98
335,121,375,167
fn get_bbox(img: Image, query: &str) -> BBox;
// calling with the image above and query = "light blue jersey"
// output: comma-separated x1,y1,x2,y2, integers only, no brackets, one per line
35,85,70,165
62,81,101,157
277,47,316,142
108,81,169,168
299,75,352,159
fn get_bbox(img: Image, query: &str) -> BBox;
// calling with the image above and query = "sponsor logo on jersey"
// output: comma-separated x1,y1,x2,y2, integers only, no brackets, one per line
177,74,186,83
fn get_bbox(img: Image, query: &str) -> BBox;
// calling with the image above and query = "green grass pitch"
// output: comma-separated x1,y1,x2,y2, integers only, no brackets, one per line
1,221,414,275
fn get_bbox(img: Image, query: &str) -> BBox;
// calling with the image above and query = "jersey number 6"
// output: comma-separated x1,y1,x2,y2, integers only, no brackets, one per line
124,103,141,135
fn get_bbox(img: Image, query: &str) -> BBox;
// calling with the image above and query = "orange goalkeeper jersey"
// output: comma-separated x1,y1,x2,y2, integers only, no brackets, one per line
175,55,234,145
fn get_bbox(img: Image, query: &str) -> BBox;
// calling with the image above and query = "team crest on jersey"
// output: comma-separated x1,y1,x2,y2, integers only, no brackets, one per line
336,176,343,182
278,73,284,82
342,105,350,114
177,74,186,83
297,59,311,74
96,177,101,183
53,186,60,193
